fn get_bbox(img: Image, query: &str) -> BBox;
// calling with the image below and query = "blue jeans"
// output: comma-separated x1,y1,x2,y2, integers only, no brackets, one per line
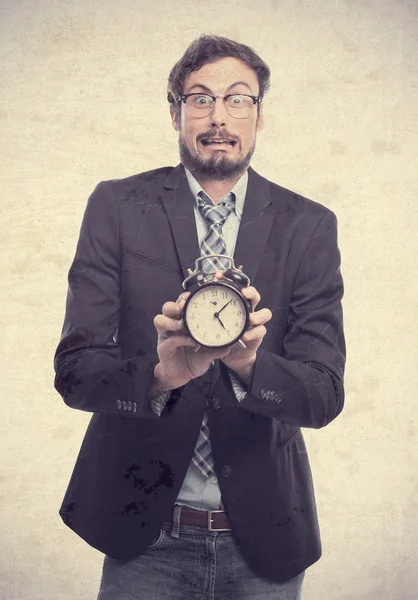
97,507,305,599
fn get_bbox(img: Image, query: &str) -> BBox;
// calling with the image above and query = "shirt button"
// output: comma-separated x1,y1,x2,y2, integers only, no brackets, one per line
210,476,218,484
211,398,221,411
116,399,122,409
221,465,232,478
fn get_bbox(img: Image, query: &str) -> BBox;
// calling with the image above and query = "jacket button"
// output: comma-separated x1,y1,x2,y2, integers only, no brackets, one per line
127,401,132,411
211,398,221,410
122,400,127,410
133,402,137,413
260,388,266,399
116,399,122,409
221,465,232,478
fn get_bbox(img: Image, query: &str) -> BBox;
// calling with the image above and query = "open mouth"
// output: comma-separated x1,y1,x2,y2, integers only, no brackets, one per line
200,138,237,148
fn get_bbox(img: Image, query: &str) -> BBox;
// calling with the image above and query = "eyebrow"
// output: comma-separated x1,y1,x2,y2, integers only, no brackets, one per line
186,80,255,94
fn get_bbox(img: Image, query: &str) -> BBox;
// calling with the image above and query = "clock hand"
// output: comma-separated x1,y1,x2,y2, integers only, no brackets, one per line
214,314,246,346
215,314,227,331
217,299,233,315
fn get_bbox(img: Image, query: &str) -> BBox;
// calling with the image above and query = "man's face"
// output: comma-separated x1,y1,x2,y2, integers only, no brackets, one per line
171,57,264,181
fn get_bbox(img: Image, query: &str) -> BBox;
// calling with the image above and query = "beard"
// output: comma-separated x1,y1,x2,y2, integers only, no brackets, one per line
178,133,256,182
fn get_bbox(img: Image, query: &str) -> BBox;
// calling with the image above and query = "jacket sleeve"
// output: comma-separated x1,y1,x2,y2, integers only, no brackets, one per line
53,181,160,419
239,209,346,429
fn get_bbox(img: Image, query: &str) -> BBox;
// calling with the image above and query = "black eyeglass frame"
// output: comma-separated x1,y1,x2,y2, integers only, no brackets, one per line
176,93,260,117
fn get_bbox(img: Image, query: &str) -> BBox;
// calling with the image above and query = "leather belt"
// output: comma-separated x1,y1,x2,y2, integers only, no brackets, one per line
170,507,232,532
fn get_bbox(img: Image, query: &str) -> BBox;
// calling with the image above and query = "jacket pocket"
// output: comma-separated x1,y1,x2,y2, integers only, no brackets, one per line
279,427,301,449
126,249,182,275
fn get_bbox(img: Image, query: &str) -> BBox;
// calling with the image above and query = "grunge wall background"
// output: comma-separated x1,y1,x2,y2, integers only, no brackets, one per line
1,0,417,598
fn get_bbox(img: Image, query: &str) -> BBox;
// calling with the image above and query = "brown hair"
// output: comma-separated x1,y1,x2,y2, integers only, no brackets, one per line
167,35,270,116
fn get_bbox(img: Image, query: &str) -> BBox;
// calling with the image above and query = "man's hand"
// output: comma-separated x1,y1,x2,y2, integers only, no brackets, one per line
214,273,272,385
150,292,232,396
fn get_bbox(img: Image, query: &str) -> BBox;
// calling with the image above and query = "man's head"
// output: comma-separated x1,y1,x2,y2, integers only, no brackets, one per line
167,35,270,182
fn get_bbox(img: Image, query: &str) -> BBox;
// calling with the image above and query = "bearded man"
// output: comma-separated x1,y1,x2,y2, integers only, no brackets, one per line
54,34,346,600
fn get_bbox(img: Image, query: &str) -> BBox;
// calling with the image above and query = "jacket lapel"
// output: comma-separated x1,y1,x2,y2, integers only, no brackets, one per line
160,164,275,285
160,164,201,280
208,167,275,392
233,166,274,286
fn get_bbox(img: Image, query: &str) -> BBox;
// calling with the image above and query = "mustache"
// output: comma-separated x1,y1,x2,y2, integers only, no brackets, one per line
196,130,239,143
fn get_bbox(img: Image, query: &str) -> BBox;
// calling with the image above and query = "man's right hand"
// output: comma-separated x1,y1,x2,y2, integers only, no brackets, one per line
149,292,232,396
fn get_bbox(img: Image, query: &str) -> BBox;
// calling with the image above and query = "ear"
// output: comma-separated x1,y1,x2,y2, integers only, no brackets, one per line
256,103,264,131
170,106,181,131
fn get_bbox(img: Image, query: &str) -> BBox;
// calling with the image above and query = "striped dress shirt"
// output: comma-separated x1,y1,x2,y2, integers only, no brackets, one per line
149,167,249,510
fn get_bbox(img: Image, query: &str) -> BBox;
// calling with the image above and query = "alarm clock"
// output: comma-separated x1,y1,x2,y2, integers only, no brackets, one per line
181,254,252,349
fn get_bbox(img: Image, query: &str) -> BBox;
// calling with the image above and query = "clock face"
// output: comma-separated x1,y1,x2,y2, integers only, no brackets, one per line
184,283,250,348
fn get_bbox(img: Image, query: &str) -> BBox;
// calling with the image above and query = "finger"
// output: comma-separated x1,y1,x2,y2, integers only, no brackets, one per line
242,324,267,343
154,314,185,334
249,307,273,327
176,291,191,303
241,286,261,311
162,300,186,319
160,333,197,349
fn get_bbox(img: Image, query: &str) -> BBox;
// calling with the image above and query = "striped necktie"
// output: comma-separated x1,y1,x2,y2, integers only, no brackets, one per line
191,191,235,478
197,191,236,272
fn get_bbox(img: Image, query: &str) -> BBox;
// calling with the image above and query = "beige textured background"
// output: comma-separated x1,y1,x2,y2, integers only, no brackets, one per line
1,0,417,598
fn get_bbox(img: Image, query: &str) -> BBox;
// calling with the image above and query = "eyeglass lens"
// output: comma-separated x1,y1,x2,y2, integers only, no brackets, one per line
185,95,255,118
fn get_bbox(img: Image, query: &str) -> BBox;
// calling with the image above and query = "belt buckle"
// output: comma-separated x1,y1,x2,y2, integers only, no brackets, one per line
207,510,230,532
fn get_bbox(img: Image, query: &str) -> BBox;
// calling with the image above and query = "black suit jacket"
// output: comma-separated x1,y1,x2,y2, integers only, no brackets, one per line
54,164,345,582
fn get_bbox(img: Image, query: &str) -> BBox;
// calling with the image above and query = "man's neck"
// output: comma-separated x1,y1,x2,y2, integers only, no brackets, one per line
193,173,244,203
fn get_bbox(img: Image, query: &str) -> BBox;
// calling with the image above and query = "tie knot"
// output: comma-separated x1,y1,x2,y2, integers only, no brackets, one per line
197,192,235,227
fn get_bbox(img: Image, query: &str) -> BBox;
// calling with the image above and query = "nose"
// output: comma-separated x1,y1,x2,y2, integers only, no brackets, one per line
209,97,230,127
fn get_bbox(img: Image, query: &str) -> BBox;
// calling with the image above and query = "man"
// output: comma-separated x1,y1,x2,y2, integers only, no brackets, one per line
54,35,346,600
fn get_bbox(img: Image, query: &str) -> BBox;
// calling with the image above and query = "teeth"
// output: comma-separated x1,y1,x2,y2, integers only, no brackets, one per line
202,140,233,145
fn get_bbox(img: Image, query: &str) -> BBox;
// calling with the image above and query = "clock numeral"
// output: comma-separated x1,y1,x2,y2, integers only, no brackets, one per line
216,333,220,340
232,299,237,306
195,324,199,330
222,291,228,299
237,310,242,316
211,289,217,297
235,321,239,328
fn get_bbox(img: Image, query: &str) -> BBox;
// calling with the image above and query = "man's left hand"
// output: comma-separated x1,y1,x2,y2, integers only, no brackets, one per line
214,273,272,385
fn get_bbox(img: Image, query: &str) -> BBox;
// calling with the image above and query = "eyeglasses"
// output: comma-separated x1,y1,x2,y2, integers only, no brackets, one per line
178,93,260,119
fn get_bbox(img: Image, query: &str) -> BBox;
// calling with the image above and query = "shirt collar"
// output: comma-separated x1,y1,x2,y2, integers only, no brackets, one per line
184,167,248,219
